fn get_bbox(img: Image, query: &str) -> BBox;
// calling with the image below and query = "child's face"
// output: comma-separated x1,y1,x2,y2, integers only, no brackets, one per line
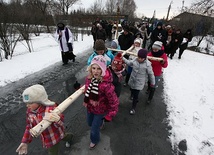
26,103,40,111
152,48,159,52
91,64,102,78
96,50,105,55
134,42,140,47
137,57,145,63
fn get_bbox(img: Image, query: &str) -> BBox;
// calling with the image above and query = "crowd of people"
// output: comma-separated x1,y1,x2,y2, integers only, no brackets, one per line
16,20,193,155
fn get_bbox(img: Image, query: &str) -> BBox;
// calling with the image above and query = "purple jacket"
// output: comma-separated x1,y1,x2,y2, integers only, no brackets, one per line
85,68,119,119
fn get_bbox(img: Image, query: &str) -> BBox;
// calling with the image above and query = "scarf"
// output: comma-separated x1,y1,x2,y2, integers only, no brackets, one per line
151,50,164,57
84,78,100,103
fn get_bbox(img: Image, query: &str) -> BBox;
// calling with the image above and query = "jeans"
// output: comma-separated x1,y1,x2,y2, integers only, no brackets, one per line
87,111,104,144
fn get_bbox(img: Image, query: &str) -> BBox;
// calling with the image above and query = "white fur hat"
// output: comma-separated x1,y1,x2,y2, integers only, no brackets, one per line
134,38,141,44
22,84,55,106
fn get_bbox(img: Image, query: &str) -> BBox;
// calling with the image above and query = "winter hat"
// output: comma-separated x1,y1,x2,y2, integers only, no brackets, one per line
134,38,141,44
90,55,107,76
95,39,106,51
22,84,55,106
112,53,123,71
152,41,163,50
157,22,163,27
110,40,118,49
57,22,65,30
123,25,129,32
138,49,148,59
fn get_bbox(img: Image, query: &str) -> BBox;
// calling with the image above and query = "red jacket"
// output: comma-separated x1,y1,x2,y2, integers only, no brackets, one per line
147,50,168,76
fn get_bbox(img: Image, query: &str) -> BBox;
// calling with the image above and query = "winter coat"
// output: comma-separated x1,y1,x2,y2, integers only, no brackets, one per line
96,29,106,41
122,58,155,90
118,32,134,50
179,30,193,50
151,27,167,45
171,31,183,51
87,50,114,66
85,68,119,119
147,50,168,76
22,104,65,148
55,27,73,52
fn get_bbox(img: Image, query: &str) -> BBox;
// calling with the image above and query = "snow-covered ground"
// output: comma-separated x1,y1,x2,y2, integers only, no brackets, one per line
0,33,214,155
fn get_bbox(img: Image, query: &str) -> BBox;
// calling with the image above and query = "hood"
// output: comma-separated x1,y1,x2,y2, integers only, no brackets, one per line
102,68,113,83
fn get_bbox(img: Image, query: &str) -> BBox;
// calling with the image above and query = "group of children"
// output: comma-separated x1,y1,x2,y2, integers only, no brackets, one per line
16,33,168,154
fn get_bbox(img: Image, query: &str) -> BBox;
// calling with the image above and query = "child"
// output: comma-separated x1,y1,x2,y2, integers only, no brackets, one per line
147,41,168,104
123,49,155,115
83,55,119,149
87,39,114,66
109,52,126,97
124,38,142,86
16,84,73,155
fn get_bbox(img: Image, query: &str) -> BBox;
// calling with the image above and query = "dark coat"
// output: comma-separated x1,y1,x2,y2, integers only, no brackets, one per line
179,30,193,50
118,32,134,50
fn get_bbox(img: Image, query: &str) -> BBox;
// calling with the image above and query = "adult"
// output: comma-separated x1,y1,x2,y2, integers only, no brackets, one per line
150,22,167,50
96,24,107,42
179,29,193,59
118,26,134,59
169,29,183,59
55,22,75,65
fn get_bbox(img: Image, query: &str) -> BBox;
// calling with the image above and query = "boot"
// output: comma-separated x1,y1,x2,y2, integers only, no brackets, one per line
147,87,155,104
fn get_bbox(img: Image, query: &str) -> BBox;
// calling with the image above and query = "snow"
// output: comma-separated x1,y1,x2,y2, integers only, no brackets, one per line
1,33,214,154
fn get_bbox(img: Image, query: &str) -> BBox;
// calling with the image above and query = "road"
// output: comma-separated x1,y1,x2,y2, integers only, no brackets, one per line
0,46,173,155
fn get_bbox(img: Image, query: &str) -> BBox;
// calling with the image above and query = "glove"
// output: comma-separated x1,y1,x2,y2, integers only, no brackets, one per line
67,43,73,51
16,143,28,155
73,81,81,90
160,59,165,64
104,115,112,122
43,110,60,122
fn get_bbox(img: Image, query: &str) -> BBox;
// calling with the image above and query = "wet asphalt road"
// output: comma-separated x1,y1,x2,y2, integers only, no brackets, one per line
0,45,173,155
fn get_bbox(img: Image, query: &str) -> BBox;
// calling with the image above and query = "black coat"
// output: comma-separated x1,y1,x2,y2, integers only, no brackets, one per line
118,32,134,50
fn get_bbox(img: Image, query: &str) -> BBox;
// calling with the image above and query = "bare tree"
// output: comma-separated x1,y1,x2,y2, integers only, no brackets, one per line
55,0,79,15
88,0,105,14
0,1,21,59
188,0,214,16
105,0,115,15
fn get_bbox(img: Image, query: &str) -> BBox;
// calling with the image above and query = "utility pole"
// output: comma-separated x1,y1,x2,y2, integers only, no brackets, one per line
166,1,173,21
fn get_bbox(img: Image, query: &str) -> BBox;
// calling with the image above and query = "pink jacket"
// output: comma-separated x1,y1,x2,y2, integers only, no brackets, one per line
85,68,119,119
147,51,168,76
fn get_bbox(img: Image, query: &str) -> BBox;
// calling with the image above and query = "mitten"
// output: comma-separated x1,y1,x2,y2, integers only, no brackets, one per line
73,81,81,90
160,59,165,64
43,111,60,122
104,115,112,122
16,143,28,155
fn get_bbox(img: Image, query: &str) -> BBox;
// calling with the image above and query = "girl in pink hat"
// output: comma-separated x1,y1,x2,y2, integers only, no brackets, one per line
83,55,119,149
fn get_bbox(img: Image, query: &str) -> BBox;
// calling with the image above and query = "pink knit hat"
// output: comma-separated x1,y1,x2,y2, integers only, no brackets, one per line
90,55,107,76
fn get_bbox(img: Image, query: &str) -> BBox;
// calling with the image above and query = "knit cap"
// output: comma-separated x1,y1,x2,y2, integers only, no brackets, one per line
111,40,118,49
152,41,163,50
95,39,106,51
138,49,148,59
22,84,55,106
111,53,123,71
90,55,107,76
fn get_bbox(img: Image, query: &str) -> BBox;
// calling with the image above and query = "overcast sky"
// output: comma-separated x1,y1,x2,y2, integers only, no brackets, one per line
73,0,193,19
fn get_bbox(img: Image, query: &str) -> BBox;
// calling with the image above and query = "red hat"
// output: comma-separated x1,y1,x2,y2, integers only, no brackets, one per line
111,53,124,71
